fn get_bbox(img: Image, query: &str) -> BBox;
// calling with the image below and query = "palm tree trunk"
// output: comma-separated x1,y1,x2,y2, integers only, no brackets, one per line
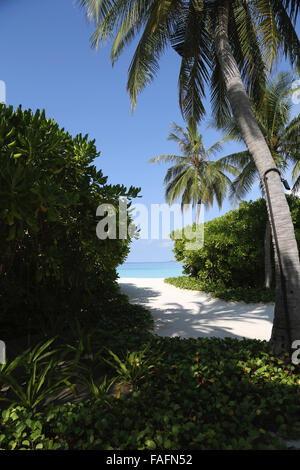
264,219,272,289
215,1,300,354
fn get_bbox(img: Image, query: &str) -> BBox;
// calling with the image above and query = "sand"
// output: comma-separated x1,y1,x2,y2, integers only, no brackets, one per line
118,278,275,341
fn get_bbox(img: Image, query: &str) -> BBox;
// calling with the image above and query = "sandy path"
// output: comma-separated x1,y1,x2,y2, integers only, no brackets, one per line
118,278,274,341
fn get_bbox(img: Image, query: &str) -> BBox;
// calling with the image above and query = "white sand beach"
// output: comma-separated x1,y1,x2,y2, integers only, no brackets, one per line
118,278,275,341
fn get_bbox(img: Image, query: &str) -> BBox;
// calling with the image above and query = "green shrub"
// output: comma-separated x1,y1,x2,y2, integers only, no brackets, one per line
0,301,154,411
165,276,275,303
0,104,140,339
171,196,300,290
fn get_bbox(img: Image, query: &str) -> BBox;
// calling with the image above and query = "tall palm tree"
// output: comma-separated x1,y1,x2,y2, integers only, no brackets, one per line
149,118,237,222
78,0,300,353
216,72,300,289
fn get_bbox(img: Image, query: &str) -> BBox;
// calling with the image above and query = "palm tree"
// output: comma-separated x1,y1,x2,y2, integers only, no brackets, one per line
216,72,300,289
149,118,238,222
78,0,300,353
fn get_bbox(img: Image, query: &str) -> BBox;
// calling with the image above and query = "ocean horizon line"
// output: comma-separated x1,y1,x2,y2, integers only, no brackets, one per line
117,260,184,278
122,260,179,264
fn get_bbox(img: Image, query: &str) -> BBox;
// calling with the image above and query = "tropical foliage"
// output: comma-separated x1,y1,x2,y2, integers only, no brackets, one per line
0,104,139,341
216,72,300,201
78,0,300,353
214,71,300,288
149,118,237,219
78,0,299,123
165,276,275,304
170,195,300,291
0,339,73,410
2,0,300,453
2,335,300,450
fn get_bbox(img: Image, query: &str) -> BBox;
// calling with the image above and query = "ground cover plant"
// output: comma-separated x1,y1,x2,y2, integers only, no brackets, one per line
165,277,275,304
1,333,300,450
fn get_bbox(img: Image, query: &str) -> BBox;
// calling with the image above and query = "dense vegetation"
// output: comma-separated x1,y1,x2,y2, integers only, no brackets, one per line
165,277,275,304
0,104,140,341
166,196,300,302
1,105,300,450
1,331,300,450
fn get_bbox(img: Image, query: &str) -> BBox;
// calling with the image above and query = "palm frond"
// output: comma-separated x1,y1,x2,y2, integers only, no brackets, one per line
292,174,300,193
280,114,300,161
149,154,187,165
164,165,196,205
78,0,112,24
210,159,241,178
270,0,300,69
229,1,267,105
218,150,252,168
90,0,141,47
229,159,258,202
282,0,300,21
280,113,300,142
126,0,182,110
167,121,191,154
163,163,190,185
110,2,151,63
171,2,212,122
210,52,232,129
251,0,282,72
200,136,230,160
262,72,293,136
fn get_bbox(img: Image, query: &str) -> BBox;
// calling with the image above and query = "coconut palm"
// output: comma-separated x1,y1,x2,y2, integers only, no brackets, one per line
149,118,238,222
216,72,300,289
78,0,300,353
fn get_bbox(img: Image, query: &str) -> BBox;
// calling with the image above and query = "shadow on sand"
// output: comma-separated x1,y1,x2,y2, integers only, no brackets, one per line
119,281,274,340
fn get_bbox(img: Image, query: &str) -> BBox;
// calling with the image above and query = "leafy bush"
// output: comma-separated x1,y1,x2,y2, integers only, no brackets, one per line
165,276,275,303
171,196,300,290
0,104,140,340
1,336,300,450
0,301,154,410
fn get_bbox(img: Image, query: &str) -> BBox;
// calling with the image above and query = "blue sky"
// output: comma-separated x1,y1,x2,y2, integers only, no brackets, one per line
1,0,299,262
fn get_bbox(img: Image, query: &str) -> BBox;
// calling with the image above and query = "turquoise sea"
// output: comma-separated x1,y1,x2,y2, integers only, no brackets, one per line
117,261,184,278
